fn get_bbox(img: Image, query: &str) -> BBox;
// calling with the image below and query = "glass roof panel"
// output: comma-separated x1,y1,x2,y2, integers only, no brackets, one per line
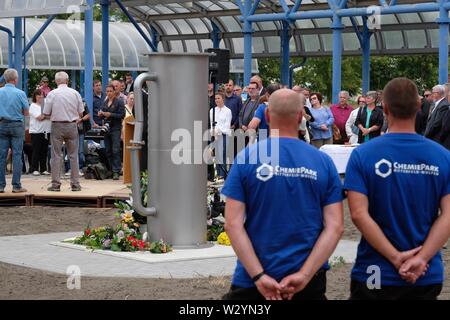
197,1,223,11
342,33,360,51
405,30,427,49
383,31,404,49
185,40,200,52
169,40,184,52
428,29,440,48
396,13,421,24
231,38,244,54
157,21,179,35
313,19,332,28
289,38,297,52
187,18,210,33
421,12,439,23
172,19,194,34
258,21,279,31
219,16,242,32
265,36,281,53
0,0,85,18
302,34,321,52
321,34,332,51
381,14,398,25
154,4,175,14
295,19,315,29
219,1,239,9
252,37,265,54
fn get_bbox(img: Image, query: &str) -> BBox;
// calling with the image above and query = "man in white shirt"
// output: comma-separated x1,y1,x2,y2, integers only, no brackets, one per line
43,71,84,192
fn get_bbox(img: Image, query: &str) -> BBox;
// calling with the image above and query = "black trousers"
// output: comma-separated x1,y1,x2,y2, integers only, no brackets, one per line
30,133,50,173
223,270,327,300
350,279,442,300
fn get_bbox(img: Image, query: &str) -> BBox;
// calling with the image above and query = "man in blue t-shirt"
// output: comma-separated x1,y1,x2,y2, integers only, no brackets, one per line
222,89,344,300
247,83,282,143
344,77,450,300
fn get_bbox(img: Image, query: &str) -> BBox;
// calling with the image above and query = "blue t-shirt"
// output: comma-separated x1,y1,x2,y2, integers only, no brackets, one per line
344,133,450,286
0,84,29,121
222,137,343,288
254,103,269,140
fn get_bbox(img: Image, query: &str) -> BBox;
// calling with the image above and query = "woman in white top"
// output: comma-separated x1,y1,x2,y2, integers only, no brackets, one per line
209,92,232,179
29,89,52,175
345,95,365,145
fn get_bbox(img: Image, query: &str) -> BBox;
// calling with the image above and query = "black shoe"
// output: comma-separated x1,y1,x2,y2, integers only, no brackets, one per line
47,186,60,192
112,172,120,180
12,187,27,193
0,189,4,193
71,185,81,192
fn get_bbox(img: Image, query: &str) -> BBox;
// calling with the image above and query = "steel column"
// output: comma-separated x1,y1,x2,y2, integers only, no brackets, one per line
242,0,253,85
84,0,94,117
362,18,371,94
331,14,343,103
281,21,291,86
14,18,23,89
438,1,449,84
101,0,110,92
211,21,220,49
0,26,13,68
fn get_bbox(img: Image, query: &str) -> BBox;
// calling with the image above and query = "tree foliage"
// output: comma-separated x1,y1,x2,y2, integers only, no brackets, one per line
259,54,441,103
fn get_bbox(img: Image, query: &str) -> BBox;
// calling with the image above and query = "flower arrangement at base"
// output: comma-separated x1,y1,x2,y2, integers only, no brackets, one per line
217,231,231,246
71,209,172,254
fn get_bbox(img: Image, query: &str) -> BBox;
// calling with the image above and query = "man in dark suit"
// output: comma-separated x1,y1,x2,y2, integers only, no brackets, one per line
439,106,450,150
425,84,449,143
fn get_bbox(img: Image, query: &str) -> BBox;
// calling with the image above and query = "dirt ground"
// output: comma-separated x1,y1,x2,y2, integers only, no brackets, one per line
0,202,449,300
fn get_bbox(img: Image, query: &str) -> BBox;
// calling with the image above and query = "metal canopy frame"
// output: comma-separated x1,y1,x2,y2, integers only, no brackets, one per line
115,0,449,102
1,0,449,108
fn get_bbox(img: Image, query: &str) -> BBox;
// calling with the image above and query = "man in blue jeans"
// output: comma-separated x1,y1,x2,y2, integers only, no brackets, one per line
0,69,29,193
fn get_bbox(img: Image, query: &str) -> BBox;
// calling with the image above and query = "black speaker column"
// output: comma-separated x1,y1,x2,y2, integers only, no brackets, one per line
205,48,230,84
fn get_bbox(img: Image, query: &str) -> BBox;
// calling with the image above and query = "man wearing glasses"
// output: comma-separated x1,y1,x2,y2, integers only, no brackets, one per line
239,83,260,131
425,85,449,144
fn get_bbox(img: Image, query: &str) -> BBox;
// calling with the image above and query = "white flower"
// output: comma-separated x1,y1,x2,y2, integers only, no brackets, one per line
142,232,148,242
117,230,125,240
127,197,133,207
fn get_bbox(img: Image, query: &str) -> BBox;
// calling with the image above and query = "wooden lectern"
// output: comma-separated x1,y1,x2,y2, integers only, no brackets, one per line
123,115,137,184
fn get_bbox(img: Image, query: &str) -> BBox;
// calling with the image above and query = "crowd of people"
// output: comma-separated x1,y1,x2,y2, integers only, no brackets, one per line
0,69,135,192
207,76,450,181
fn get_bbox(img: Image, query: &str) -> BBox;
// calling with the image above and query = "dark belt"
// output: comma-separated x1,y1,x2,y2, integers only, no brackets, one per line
52,120,77,123
0,119,22,123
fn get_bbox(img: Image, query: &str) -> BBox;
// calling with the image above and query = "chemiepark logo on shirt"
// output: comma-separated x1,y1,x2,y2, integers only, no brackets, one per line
256,164,318,182
375,159,440,178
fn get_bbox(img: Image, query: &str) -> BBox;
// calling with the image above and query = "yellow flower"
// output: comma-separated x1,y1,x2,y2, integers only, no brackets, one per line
121,211,134,224
217,232,231,246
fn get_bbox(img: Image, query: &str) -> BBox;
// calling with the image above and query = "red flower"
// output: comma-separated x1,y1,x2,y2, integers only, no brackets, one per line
137,240,145,250
85,229,91,236
131,240,138,248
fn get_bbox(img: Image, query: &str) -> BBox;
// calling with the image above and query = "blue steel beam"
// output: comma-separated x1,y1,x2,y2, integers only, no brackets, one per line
292,0,303,14
14,17,23,89
331,13,343,104
84,0,94,118
361,17,372,94
101,0,110,93
281,21,291,86
246,2,450,22
438,0,449,84
211,21,221,49
150,26,159,48
0,26,14,68
22,15,56,57
249,0,261,16
23,18,27,94
241,0,254,85
114,0,158,52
